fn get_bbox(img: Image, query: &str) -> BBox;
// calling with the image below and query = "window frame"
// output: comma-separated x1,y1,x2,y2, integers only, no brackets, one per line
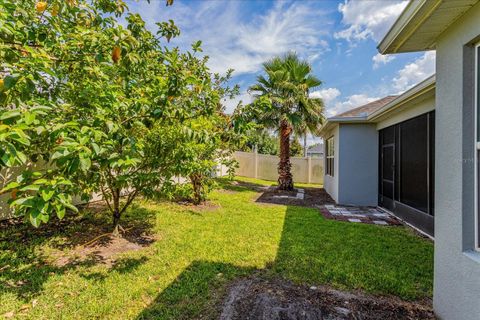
475,43,480,250
326,136,334,177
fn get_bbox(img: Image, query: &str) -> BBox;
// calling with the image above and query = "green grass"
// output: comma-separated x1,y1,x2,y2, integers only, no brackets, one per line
234,176,323,189
0,178,433,319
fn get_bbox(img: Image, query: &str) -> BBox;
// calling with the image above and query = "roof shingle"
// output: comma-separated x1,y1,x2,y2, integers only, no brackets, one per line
334,95,398,118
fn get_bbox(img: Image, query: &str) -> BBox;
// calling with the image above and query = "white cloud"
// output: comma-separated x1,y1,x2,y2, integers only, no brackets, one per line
393,51,436,92
310,88,341,105
129,1,331,75
335,0,408,43
222,91,253,114
329,94,379,117
372,53,395,69
320,51,435,118
311,87,378,117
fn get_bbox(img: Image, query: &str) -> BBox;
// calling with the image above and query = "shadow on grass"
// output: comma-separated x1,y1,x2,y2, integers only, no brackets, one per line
0,203,156,301
215,178,272,193
136,261,257,320
80,256,149,282
136,202,433,319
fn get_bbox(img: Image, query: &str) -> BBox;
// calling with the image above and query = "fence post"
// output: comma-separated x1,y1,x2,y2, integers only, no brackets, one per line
254,147,258,179
307,156,312,184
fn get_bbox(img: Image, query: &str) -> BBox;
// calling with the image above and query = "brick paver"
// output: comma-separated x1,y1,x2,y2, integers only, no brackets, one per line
318,204,401,226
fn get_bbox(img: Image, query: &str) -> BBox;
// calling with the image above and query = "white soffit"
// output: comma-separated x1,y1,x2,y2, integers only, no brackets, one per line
379,0,478,54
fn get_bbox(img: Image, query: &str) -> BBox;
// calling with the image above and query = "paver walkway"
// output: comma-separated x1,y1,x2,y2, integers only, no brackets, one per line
254,185,400,227
319,204,401,226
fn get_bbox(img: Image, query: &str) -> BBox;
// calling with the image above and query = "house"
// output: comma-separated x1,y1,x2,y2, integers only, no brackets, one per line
377,1,480,319
306,143,324,157
320,77,435,236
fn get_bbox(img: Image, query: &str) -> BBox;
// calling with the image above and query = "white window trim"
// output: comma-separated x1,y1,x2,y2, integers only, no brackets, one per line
326,136,334,177
475,42,480,251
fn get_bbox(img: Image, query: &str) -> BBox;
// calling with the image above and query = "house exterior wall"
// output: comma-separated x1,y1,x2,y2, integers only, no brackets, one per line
434,2,480,319
337,124,378,207
323,125,339,202
376,94,435,130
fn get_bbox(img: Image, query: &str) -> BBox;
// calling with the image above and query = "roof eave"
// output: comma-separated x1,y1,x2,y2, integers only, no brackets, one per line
318,117,369,137
378,0,441,54
319,75,436,137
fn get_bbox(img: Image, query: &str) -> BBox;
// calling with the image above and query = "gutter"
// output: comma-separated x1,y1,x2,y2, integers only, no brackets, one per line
319,75,435,137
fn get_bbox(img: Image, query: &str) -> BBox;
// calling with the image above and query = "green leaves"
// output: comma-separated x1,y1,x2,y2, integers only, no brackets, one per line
192,41,203,53
1,0,238,228
0,110,21,120
156,19,180,42
3,74,20,90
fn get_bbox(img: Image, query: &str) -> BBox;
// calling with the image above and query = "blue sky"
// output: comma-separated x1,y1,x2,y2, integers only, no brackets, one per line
126,0,435,143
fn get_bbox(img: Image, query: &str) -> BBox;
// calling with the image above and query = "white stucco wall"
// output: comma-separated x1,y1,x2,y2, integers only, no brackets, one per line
434,2,480,319
323,124,339,202
337,124,378,207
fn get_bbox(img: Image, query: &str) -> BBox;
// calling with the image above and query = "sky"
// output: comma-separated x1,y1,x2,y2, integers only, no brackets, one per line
126,0,436,145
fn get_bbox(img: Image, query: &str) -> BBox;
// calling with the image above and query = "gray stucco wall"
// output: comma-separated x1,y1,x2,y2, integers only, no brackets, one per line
337,124,378,207
323,125,339,202
434,3,480,319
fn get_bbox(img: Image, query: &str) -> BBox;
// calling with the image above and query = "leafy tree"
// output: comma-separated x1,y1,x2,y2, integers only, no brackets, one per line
243,53,325,190
294,109,323,157
148,73,240,205
240,129,278,156
160,115,237,205
0,0,228,232
290,136,303,157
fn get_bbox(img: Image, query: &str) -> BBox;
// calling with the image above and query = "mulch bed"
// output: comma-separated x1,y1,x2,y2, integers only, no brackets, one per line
220,276,435,320
255,186,335,207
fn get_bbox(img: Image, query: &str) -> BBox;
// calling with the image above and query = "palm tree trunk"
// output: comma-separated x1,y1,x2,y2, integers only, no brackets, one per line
278,120,294,190
303,134,307,157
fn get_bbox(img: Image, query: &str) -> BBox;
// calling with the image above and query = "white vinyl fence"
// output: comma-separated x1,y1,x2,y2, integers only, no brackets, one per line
233,151,324,185
0,161,230,220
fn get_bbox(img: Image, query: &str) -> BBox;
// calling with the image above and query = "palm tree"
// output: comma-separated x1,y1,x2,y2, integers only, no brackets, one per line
248,53,324,190
295,108,324,157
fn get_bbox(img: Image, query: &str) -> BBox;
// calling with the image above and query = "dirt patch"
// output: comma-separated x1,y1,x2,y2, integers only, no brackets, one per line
220,277,435,320
53,235,154,268
256,187,334,208
53,228,156,268
0,201,157,268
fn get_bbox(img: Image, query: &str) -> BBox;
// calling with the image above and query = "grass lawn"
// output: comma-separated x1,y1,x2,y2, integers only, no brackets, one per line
0,177,433,319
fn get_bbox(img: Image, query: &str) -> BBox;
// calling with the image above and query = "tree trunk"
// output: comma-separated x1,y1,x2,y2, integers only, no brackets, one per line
278,120,294,190
112,188,121,235
190,174,203,205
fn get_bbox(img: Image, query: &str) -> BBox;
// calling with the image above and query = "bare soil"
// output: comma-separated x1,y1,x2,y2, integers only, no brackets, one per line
220,277,435,320
0,201,156,268
52,228,156,268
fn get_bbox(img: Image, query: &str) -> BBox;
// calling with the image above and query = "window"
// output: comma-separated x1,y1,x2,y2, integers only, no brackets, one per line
326,137,334,176
475,43,480,248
